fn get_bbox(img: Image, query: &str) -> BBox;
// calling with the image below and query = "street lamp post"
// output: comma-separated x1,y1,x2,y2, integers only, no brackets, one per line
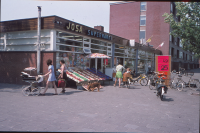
37,6,41,75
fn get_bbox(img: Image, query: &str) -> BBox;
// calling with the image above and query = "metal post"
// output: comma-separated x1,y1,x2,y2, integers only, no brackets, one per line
135,49,138,74
111,43,115,68
37,6,41,75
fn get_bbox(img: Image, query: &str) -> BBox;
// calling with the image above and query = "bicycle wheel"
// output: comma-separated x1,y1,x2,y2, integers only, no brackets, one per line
140,78,148,86
149,84,155,90
177,82,183,91
170,81,177,89
31,87,42,96
189,79,198,90
22,85,31,96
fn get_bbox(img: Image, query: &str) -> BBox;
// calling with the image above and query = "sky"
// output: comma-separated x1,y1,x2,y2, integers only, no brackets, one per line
1,0,117,33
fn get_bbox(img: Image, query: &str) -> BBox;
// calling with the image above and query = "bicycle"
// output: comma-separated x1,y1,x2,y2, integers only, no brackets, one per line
172,70,198,91
125,73,148,88
20,67,44,96
148,72,163,90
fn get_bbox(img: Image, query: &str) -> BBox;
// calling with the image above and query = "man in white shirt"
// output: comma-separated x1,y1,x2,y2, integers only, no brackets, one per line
114,62,125,88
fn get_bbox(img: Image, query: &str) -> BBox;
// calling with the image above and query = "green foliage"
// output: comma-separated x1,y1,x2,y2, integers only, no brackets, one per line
162,2,200,58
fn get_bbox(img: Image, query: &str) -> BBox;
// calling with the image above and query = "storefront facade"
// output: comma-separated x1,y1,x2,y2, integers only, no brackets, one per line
0,15,162,84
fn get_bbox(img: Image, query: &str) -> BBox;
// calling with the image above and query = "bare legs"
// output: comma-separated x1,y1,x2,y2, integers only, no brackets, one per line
114,78,121,87
41,81,58,95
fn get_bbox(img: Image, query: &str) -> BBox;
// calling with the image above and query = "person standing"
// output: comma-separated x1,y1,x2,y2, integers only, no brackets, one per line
40,59,58,95
58,60,68,93
114,62,125,88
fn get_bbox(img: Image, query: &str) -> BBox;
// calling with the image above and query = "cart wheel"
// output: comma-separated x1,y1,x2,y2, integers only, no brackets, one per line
22,85,31,96
31,87,42,96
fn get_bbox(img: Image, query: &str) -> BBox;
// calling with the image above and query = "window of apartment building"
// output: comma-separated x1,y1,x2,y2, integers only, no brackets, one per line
177,50,179,58
177,38,180,47
190,55,192,61
170,35,174,43
192,56,194,61
171,47,174,57
140,16,146,26
187,54,190,60
183,52,185,60
179,51,183,59
140,31,146,40
171,3,173,12
141,2,146,11
179,39,183,48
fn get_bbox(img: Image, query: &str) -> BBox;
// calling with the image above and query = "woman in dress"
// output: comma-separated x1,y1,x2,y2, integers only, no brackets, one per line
114,62,125,88
58,60,68,93
40,59,58,95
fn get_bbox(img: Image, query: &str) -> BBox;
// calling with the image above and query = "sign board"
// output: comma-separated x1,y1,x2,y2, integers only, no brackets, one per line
155,55,171,86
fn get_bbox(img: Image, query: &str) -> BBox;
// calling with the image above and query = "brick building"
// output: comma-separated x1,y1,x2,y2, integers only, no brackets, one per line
109,1,199,71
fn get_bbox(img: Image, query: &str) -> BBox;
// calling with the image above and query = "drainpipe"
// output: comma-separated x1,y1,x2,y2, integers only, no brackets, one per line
37,6,41,75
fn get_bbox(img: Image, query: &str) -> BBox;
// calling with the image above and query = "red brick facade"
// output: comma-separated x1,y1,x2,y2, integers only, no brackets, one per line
109,2,140,42
0,52,56,86
109,2,170,55
146,2,170,55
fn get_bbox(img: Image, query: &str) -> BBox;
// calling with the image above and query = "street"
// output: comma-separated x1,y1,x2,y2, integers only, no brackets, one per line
0,69,199,133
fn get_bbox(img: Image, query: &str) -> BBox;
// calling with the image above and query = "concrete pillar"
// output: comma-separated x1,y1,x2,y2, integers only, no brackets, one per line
112,43,115,68
50,29,56,51
4,33,7,51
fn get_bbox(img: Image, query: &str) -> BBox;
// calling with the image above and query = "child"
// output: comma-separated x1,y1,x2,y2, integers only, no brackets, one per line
123,68,133,86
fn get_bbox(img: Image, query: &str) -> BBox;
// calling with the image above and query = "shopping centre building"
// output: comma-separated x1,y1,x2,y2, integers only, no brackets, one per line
0,15,162,85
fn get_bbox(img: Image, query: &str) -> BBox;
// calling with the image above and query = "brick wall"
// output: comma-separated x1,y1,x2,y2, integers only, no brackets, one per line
109,2,140,42
0,52,56,86
146,2,171,55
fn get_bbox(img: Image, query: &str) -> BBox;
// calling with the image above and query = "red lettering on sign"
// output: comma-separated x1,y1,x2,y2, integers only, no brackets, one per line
158,64,169,71
158,56,169,64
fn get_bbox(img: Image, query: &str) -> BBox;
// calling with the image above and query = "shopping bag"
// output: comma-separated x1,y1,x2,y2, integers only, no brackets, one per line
58,79,66,88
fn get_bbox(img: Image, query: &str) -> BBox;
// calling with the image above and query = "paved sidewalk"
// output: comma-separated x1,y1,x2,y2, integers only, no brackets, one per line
0,71,199,132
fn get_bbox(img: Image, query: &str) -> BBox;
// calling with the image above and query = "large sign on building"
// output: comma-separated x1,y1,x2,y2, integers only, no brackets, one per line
155,55,171,86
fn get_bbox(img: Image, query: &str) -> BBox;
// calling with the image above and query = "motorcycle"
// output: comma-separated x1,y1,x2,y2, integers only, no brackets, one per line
155,74,168,101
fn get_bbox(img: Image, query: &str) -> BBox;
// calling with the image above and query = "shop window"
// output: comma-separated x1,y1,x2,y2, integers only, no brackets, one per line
115,48,124,53
107,43,112,47
100,41,107,46
115,53,125,57
84,38,90,42
91,39,100,44
107,52,112,56
139,31,146,40
91,44,107,50
141,2,146,11
58,32,82,41
84,44,90,47
57,39,83,47
140,16,146,26
83,48,91,54
91,49,107,55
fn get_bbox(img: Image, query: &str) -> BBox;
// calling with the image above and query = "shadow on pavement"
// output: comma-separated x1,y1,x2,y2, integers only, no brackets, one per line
163,96,174,102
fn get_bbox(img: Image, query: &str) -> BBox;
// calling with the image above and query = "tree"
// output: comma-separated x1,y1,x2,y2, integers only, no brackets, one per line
162,2,200,58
